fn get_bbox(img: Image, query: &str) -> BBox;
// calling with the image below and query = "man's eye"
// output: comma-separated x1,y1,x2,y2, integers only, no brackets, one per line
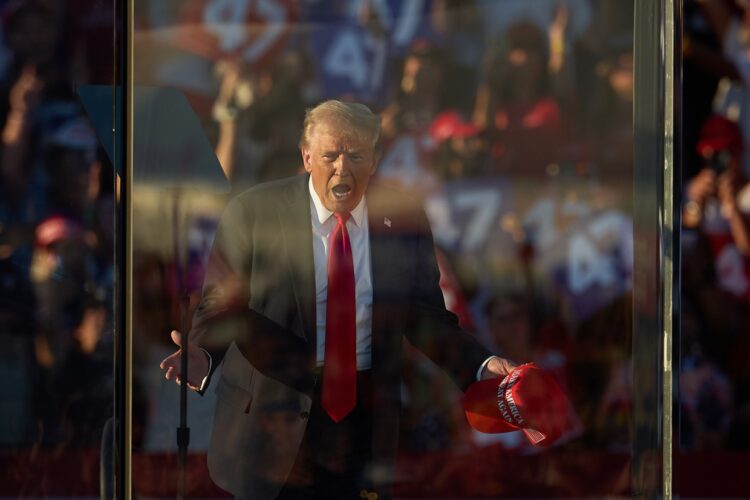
351,155,363,161
323,154,336,161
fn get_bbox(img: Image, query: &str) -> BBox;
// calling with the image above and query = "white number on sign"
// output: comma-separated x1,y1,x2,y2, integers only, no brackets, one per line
523,198,556,249
425,196,461,248
323,30,386,90
567,233,615,293
453,189,501,252
323,30,367,88
565,211,632,295
364,33,387,91
370,0,425,47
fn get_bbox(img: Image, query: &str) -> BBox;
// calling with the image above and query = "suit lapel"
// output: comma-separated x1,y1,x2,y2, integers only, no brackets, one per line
366,185,396,355
277,174,317,347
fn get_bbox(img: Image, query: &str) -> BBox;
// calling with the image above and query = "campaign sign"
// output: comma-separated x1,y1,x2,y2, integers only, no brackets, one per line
377,130,440,193
367,0,438,55
424,178,511,255
305,0,438,56
310,22,389,104
542,210,633,322
175,0,297,67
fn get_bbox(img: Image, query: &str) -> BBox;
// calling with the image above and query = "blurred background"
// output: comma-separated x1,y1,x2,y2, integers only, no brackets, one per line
0,0,748,497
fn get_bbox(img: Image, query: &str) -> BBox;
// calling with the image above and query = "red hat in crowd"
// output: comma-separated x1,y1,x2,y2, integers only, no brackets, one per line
696,114,744,158
35,216,81,247
463,363,574,446
430,111,480,144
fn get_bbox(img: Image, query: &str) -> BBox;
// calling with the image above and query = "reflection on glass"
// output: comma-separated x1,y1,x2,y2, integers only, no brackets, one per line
0,1,117,497
133,0,640,498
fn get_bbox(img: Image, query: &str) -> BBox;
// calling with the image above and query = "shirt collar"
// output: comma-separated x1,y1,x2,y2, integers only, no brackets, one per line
308,176,366,228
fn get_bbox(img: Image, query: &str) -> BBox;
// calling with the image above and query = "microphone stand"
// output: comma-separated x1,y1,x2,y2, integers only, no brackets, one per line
173,190,190,500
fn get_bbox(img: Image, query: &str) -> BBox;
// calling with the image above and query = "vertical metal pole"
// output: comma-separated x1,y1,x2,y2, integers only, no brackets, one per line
174,190,190,500
633,0,679,496
672,1,684,495
124,0,134,497
113,0,129,497
112,0,124,497
632,0,670,496
662,0,677,498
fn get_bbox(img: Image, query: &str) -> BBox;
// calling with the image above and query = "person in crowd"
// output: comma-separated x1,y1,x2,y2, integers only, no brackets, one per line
698,0,750,176
54,298,112,446
582,48,634,180
679,350,735,449
428,109,491,180
474,21,564,177
381,40,448,142
160,100,514,499
29,117,110,443
377,41,448,194
213,50,311,192
682,113,750,448
430,0,486,114
683,115,750,293
682,0,739,180
0,241,36,446
0,1,73,206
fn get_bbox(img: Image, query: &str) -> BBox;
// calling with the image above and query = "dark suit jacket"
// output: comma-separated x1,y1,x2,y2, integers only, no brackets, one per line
190,174,492,498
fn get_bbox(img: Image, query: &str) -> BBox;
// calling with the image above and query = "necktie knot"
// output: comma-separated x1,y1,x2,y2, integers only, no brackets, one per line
334,212,350,226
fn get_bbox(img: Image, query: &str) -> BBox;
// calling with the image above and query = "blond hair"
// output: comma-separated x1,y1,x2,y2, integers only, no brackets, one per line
299,100,382,155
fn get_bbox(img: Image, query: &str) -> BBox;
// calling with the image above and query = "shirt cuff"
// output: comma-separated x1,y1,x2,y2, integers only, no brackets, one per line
198,348,212,392
476,355,498,381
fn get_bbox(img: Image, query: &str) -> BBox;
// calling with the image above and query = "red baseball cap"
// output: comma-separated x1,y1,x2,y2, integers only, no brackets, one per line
696,114,743,158
430,111,480,144
35,216,81,247
463,363,574,446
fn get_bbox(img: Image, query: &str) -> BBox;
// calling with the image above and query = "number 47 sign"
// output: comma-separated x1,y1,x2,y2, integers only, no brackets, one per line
311,24,389,104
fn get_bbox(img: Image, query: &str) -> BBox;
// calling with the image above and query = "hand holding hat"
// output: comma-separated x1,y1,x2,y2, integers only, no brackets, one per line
463,363,576,447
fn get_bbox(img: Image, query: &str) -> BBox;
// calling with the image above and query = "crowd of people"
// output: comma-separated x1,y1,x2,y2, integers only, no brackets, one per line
0,0,749,496
0,0,116,453
681,0,750,451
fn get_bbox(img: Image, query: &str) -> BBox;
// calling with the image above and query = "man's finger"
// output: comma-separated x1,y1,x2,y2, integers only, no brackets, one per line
170,330,183,347
159,356,171,370
160,352,178,370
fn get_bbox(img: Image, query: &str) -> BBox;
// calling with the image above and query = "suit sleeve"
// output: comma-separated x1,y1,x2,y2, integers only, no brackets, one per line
404,204,494,391
190,194,255,389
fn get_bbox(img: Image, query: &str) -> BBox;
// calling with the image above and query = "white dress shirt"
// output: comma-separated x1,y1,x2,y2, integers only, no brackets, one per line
308,178,373,370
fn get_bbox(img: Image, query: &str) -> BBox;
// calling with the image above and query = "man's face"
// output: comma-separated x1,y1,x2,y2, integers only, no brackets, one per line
302,120,378,214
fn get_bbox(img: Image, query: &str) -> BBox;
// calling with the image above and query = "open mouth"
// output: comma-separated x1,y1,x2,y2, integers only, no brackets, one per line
331,184,352,200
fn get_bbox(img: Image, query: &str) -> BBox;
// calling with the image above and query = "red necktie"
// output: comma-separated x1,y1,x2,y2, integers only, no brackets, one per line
321,212,357,422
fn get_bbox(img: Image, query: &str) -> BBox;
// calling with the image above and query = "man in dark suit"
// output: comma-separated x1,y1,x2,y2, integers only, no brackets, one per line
161,100,513,499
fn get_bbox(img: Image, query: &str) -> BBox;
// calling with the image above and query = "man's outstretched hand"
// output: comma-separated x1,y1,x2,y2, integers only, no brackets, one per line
159,330,210,391
480,356,517,380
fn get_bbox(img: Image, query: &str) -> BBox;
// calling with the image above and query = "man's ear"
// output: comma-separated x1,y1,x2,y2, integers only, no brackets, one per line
301,148,311,172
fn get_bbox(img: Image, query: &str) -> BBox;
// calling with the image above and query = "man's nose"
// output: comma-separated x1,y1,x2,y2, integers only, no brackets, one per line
332,155,351,175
